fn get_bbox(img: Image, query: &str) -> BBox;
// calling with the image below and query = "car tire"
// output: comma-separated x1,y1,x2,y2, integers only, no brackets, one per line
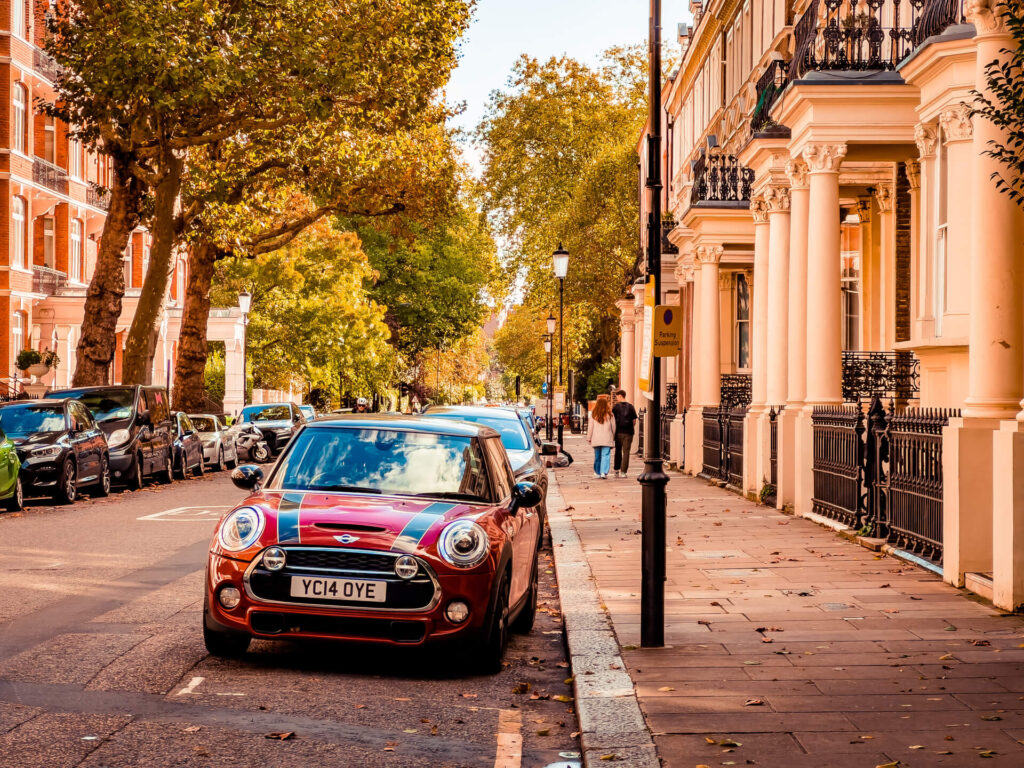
511,553,539,634
173,450,186,480
252,443,270,463
215,447,226,472
158,450,174,484
203,620,251,658
126,453,144,490
194,452,206,477
477,571,510,675
4,475,24,511
53,459,77,504
93,455,111,497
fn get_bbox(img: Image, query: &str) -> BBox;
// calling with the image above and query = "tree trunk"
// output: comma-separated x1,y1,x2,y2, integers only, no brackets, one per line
72,156,144,386
173,238,219,412
122,151,184,385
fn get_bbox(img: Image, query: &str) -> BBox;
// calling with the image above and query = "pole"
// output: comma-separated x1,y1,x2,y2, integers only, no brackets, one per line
546,341,553,441
557,277,565,447
640,0,668,648
242,313,249,407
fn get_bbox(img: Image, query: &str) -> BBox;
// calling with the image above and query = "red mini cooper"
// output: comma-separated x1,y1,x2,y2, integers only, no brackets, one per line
204,415,543,672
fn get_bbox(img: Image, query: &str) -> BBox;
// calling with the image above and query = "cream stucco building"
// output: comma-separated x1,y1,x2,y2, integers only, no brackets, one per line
621,0,1024,610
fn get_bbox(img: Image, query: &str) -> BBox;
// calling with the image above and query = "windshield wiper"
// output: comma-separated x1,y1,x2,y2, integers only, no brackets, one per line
309,485,382,493
411,491,485,502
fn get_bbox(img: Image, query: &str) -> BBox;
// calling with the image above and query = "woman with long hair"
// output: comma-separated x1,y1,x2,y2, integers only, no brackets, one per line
587,394,615,479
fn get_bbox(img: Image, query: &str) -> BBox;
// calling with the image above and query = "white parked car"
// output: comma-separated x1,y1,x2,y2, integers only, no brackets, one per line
189,414,238,471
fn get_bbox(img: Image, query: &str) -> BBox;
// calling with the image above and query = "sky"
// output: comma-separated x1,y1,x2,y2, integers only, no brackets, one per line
449,0,693,172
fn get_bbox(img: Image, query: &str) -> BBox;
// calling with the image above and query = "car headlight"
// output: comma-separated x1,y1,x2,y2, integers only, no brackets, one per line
217,507,266,552
30,445,62,458
108,429,131,448
438,520,489,568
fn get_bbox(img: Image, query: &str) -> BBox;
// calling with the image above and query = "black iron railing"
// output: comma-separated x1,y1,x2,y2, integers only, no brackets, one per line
702,405,746,486
33,157,68,194
660,384,677,461
751,60,789,133
791,0,928,79
727,408,746,488
637,408,645,456
32,266,68,296
690,153,754,205
661,219,679,255
87,185,111,210
912,0,966,45
811,404,866,528
769,406,781,487
842,350,920,403
702,407,723,478
721,373,752,409
33,48,62,82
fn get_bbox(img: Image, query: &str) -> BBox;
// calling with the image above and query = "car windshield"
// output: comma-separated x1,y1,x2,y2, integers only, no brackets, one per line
272,426,491,500
49,388,134,422
0,405,65,436
425,412,529,451
191,416,216,432
242,405,291,422
299,406,315,419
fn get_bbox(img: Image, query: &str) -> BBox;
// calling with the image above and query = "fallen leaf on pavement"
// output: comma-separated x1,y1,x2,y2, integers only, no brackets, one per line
461,693,478,699
704,737,715,744
537,728,550,736
744,699,764,706
512,682,531,694
657,686,675,692
552,695,573,703
264,732,294,741
718,739,741,747
183,726,201,733
909,745,924,749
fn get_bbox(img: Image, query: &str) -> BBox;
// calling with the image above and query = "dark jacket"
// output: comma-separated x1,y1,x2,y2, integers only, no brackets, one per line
612,401,638,435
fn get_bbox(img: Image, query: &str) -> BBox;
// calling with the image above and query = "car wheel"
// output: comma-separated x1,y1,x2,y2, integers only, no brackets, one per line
215,447,226,472
252,443,270,463
511,553,539,634
158,451,174,484
93,455,111,497
173,450,186,480
126,453,144,490
477,571,510,674
4,475,24,511
53,459,77,504
203,620,250,658
194,451,206,477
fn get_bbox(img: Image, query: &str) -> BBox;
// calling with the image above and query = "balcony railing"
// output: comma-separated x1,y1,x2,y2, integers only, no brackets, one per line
912,0,966,45
791,0,929,79
87,184,111,210
690,153,754,206
32,265,68,296
720,373,752,409
842,350,920,403
751,59,789,134
33,48,62,82
32,158,69,195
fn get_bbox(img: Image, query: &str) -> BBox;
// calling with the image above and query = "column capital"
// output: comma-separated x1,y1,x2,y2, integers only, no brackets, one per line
857,197,873,224
751,197,769,224
785,158,809,189
616,299,635,326
873,183,894,213
939,102,973,142
801,143,847,173
718,270,733,291
681,263,696,282
764,184,791,213
915,122,939,158
966,0,1010,35
905,158,922,191
695,245,723,265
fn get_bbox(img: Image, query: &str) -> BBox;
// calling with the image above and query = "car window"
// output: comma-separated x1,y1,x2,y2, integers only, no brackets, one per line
70,402,95,430
299,405,316,420
482,438,513,500
52,388,134,422
180,414,194,433
271,427,491,501
242,404,291,422
191,416,216,432
0,405,67,435
147,389,169,423
424,412,529,451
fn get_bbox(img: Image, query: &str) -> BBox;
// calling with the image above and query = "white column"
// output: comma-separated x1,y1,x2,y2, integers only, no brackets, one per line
616,299,636,404
684,263,704,474
697,245,723,408
913,124,938,337
874,183,895,349
750,198,770,411
765,185,791,407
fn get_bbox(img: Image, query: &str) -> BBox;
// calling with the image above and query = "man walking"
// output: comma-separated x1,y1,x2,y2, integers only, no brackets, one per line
612,389,638,478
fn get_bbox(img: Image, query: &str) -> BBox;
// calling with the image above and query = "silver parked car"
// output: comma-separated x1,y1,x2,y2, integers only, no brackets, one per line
189,414,238,471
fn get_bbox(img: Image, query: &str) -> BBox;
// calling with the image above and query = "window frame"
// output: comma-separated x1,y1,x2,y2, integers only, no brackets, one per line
11,82,27,155
69,219,82,282
734,272,751,372
11,196,26,270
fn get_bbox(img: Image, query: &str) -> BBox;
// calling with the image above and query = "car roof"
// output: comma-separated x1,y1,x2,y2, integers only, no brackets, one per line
46,385,137,395
312,413,499,438
425,405,522,421
0,399,68,408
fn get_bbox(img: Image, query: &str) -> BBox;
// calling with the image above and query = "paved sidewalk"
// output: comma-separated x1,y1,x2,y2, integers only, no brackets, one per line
552,434,1024,767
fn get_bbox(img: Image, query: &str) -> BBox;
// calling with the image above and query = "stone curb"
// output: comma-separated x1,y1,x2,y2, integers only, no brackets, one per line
545,469,660,768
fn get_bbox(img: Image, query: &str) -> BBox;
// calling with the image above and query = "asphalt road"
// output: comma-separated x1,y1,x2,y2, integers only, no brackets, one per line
0,471,581,768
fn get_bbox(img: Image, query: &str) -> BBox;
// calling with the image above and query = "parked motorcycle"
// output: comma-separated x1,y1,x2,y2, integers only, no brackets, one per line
234,423,271,463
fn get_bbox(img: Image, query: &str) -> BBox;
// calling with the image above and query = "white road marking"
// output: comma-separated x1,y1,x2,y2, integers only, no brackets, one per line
137,506,232,521
493,708,522,768
176,676,205,696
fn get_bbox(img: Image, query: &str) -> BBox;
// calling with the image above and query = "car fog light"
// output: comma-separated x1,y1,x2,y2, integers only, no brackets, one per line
445,600,470,624
394,555,419,580
218,586,242,610
263,547,286,571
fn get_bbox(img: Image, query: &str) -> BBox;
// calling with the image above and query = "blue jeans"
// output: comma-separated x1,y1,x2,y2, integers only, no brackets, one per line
593,446,611,476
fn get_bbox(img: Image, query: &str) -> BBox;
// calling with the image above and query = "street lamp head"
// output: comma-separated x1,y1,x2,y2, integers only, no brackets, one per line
546,314,556,335
238,290,252,314
543,338,552,354
552,243,569,279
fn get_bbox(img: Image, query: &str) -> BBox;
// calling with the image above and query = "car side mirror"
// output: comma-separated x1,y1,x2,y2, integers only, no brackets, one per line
540,442,559,456
231,464,265,491
512,481,542,512
293,414,301,423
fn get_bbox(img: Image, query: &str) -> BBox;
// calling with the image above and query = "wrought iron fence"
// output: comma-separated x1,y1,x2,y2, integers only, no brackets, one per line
33,157,68,194
912,0,966,45
811,404,866,528
702,407,723,478
33,48,62,82
842,350,919,403
661,383,678,462
637,408,645,456
32,266,68,296
791,0,928,79
87,184,111,210
702,406,746,486
726,408,746,488
721,373,752,409
690,152,754,205
751,60,789,133
769,406,781,487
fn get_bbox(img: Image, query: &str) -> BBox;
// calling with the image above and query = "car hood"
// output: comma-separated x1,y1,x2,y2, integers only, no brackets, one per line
9,431,63,448
237,492,484,555
245,420,292,430
506,449,534,473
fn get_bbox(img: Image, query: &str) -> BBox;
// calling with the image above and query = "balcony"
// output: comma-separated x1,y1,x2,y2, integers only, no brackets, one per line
912,0,967,45
87,184,111,210
721,373,752,409
842,350,920,403
32,157,68,195
32,266,68,297
751,59,790,135
690,152,754,206
33,48,62,82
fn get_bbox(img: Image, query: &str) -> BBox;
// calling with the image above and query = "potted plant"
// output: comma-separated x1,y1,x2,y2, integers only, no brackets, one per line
16,348,59,379
15,349,41,373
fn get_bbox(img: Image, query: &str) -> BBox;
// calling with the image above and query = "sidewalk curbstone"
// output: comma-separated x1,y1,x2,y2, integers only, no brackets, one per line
546,469,660,768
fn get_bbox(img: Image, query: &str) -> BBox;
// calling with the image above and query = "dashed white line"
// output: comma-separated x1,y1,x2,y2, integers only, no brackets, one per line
175,676,205,696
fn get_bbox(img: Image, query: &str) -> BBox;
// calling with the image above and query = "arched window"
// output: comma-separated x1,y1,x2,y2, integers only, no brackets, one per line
70,219,83,282
11,83,27,154
11,197,26,270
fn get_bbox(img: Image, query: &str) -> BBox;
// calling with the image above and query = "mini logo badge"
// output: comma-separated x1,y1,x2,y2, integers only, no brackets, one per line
334,534,359,544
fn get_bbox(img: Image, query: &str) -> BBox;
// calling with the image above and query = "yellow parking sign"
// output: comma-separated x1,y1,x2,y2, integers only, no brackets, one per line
653,305,682,357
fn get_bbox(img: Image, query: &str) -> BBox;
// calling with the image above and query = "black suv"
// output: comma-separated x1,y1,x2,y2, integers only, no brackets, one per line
46,385,174,488
0,399,110,503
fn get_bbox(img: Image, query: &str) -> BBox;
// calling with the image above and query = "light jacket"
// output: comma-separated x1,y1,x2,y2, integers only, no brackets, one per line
587,414,615,447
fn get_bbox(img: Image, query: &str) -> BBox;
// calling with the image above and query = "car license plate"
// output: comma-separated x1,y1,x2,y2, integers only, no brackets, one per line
289,576,387,603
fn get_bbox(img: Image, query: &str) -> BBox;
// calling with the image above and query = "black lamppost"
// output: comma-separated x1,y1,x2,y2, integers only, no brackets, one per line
553,245,569,445
640,0,669,648
238,290,251,407
543,334,553,441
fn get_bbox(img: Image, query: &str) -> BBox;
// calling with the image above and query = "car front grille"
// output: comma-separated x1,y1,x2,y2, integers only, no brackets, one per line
284,549,396,573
